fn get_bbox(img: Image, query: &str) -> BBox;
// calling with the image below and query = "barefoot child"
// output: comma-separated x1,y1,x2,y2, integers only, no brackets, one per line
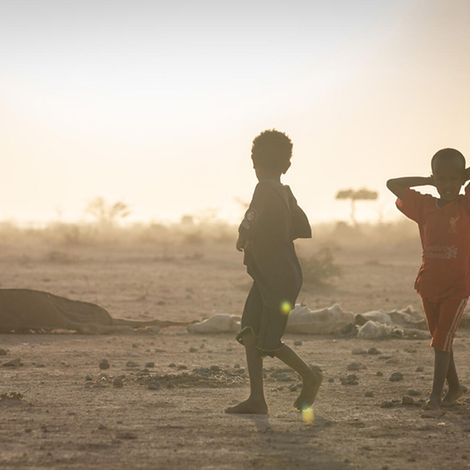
226,130,322,415
387,148,470,410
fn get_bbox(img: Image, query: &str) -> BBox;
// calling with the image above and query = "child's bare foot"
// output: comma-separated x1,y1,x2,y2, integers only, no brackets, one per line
225,398,268,415
294,365,323,411
443,385,467,406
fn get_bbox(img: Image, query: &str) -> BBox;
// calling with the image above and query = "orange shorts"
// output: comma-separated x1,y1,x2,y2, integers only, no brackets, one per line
421,297,468,352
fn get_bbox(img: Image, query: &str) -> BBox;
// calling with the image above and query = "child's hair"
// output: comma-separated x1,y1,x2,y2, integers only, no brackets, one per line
431,148,466,173
251,129,293,173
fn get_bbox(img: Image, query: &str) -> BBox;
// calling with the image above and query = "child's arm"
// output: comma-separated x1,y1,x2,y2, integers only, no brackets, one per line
386,176,434,198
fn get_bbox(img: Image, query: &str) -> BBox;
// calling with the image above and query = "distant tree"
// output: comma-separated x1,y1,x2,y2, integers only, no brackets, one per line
335,188,378,226
86,197,131,227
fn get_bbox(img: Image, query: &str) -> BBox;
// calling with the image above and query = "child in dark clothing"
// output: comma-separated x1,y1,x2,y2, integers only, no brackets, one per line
225,130,322,415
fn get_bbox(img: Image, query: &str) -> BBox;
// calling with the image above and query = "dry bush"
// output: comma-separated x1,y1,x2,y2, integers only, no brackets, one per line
300,247,342,287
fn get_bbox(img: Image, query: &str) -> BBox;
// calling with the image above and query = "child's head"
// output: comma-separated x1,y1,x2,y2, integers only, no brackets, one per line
251,130,292,178
431,148,466,202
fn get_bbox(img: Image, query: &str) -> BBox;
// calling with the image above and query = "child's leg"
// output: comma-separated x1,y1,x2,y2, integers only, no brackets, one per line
226,330,268,414
425,297,468,408
428,349,451,408
274,344,322,410
443,351,466,404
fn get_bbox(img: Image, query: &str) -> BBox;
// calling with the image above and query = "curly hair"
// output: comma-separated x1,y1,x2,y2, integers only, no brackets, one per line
251,129,293,173
431,148,466,173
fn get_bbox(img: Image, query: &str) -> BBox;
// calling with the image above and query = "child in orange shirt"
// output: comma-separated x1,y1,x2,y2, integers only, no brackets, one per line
387,148,470,410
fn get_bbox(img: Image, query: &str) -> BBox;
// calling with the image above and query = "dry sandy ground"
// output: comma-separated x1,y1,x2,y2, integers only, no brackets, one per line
1,240,470,469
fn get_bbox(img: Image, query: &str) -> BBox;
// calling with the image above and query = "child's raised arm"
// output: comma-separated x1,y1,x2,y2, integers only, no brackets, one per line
386,176,434,198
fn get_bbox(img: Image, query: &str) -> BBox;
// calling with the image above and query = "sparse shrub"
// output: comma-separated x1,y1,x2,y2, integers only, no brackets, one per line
301,247,342,287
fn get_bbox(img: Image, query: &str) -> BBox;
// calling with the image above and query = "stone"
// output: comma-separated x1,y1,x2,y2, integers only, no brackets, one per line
367,347,381,355
389,372,404,382
145,362,155,368
347,362,365,371
126,361,139,368
340,374,359,385
2,358,22,368
364,391,374,397
0,348,8,356
402,396,415,406
99,359,110,370
113,376,124,388
407,389,421,397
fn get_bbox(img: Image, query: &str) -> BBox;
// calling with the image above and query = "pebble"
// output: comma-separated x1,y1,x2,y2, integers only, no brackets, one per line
402,396,415,406
380,400,400,409
2,358,22,368
126,361,139,368
340,374,359,385
99,359,110,370
376,371,384,377
367,347,381,355
177,364,188,370
364,391,374,397
0,348,8,356
234,363,240,369
347,362,365,371
85,375,93,381
389,372,404,382
189,347,198,353
288,383,300,392
168,363,176,368
407,389,421,397
145,362,155,368
113,376,124,388
352,348,367,355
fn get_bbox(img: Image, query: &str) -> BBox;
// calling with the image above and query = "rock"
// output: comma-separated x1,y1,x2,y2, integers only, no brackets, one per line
286,304,354,335
328,377,335,383
126,361,139,369
364,391,374,397
2,358,22,368
210,365,221,373
85,374,93,381
407,389,421,397
389,372,404,382
352,348,368,355
177,364,188,370
347,362,365,371
99,359,110,370
340,374,359,385
367,347,381,355
145,362,155,368
402,396,415,406
113,376,124,388
357,320,403,339
148,381,161,390
234,363,240,369
189,347,198,353
288,383,300,392
376,371,384,377
187,314,240,334
0,348,8,356
168,363,176,368
380,400,400,409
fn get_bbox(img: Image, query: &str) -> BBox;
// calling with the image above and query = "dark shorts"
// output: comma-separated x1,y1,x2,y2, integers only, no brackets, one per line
236,280,298,357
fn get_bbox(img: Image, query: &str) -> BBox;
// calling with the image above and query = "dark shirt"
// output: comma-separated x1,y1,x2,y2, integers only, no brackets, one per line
238,180,311,293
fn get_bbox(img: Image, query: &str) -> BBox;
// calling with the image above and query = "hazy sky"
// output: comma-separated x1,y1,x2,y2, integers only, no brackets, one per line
1,0,470,224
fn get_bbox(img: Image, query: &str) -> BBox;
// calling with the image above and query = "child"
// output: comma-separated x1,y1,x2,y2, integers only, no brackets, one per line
225,129,322,415
387,148,470,410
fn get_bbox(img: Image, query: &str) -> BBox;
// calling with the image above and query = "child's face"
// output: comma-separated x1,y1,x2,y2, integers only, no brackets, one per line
432,160,465,202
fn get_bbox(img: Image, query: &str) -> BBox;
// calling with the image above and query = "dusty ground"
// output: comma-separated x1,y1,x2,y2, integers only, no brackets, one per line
1,237,470,469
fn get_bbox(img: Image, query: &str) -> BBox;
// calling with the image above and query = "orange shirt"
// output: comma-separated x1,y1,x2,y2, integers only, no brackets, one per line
397,185,470,300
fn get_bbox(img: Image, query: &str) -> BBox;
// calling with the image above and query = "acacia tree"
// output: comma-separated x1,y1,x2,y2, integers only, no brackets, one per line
86,197,131,227
335,188,378,226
